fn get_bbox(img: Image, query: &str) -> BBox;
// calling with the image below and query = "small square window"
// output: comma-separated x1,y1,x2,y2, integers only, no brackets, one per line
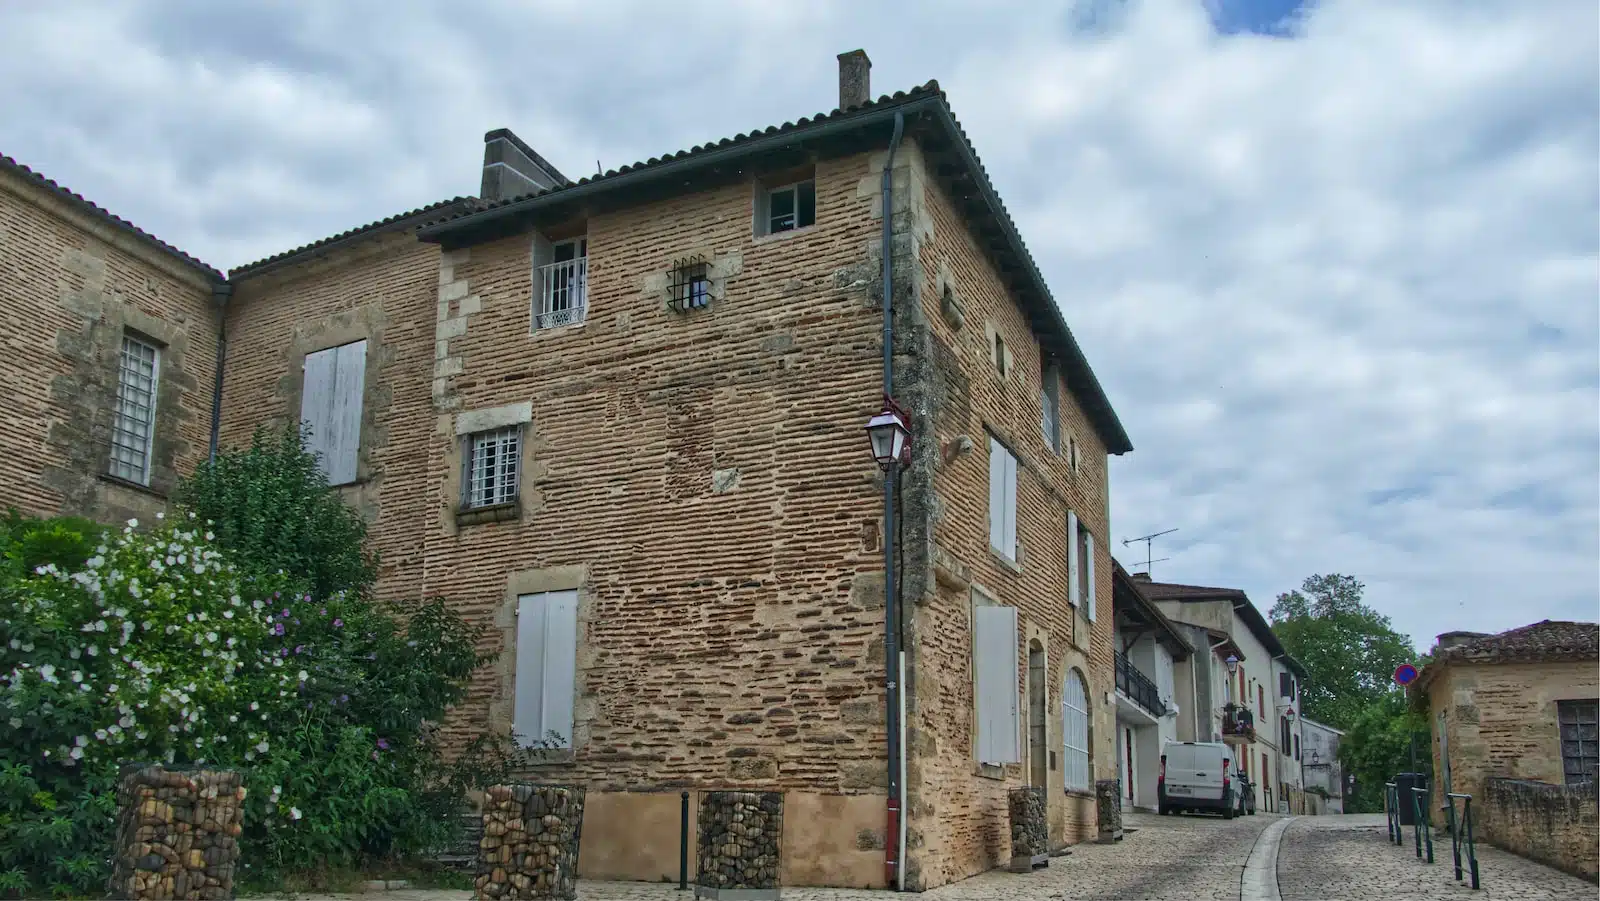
668,255,711,312
464,427,521,510
764,179,816,234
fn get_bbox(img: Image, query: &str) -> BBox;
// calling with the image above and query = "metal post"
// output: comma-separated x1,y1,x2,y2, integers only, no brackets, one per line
1464,796,1480,890
1412,787,1423,858
678,791,689,891
1383,782,1395,844
1447,795,1462,880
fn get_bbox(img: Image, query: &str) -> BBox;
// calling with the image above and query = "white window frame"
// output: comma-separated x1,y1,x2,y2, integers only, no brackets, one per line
513,590,579,749
1063,669,1091,792
761,178,816,235
463,427,522,510
988,436,1019,561
110,334,160,485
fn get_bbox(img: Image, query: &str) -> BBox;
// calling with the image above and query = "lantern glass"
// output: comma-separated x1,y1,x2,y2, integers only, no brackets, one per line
865,408,910,467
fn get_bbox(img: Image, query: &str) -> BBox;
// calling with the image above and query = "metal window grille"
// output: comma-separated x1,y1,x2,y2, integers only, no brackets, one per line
667,255,710,312
467,428,520,509
765,179,816,234
1558,700,1599,784
110,335,159,484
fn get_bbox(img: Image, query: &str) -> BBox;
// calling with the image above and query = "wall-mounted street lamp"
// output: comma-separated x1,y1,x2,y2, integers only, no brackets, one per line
1225,654,1240,675
866,392,912,891
865,396,912,468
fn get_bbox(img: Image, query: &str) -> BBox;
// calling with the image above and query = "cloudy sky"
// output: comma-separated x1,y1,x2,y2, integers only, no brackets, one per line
2,0,1595,651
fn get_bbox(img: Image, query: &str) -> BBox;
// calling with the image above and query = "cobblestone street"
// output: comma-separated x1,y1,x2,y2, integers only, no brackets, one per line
1278,814,1593,901
284,810,1600,901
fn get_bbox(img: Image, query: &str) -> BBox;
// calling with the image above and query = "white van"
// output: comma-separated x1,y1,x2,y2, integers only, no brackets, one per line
1158,741,1235,818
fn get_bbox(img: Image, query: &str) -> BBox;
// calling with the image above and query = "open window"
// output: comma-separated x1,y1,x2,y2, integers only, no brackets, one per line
756,170,816,236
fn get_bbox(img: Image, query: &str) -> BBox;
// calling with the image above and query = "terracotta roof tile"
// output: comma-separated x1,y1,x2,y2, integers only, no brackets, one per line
1435,620,1599,665
0,153,224,279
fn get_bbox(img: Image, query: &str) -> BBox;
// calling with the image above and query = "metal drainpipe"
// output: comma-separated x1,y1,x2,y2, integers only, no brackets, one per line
880,108,906,892
207,283,233,463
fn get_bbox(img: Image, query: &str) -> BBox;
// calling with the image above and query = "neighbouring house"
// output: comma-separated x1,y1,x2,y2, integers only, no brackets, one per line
1417,620,1599,881
0,49,1133,891
1138,576,1310,813
1110,560,1191,812
1299,717,1345,814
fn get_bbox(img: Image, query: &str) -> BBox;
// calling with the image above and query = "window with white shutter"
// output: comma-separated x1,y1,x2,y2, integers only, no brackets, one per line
110,334,160,485
974,604,1020,765
1085,530,1097,622
988,436,1018,561
299,340,367,485
1067,510,1080,609
513,590,579,749
1062,669,1090,791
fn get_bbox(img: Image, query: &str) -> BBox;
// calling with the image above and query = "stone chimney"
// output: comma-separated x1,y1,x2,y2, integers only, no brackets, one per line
480,129,568,202
837,49,872,110
1434,631,1489,652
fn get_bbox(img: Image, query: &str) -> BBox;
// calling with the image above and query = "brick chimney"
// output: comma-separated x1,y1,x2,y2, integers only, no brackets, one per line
837,49,872,110
480,129,568,202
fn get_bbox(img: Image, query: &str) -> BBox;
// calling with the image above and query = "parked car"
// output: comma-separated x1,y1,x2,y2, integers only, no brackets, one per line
1158,741,1235,818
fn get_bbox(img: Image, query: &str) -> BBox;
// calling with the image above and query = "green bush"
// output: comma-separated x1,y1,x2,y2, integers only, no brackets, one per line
1,429,492,897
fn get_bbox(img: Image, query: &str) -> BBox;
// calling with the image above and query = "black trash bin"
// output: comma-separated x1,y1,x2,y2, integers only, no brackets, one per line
1394,772,1429,825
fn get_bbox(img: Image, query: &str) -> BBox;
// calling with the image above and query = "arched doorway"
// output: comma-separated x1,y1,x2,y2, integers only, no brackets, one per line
1028,640,1047,788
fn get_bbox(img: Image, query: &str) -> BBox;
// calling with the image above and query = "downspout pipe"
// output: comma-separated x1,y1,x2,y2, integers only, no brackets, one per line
880,108,906,892
207,283,233,463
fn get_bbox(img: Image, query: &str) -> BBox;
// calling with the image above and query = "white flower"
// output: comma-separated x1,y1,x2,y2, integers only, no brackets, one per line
223,610,234,619
250,701,259,711
244,750,255,761
94,620,108,632
69,648,80,659
69,746,83,760
74,735,87,747
155,511,164,520
289,807,302,821
6,639,15,650
8,717,19,729
186,614,195,623
206,531,215,541
107,683,118,693
108,724,121,735
86,644,98,657
69,671,82,683
297,670,309,683
255,740,269,753
94,729,108,741
206,632,218,643
38,664,56,683
228,714,237,723
135,730,147,740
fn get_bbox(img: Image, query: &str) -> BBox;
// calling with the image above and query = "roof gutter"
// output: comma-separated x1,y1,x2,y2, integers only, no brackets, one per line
417,98,941,246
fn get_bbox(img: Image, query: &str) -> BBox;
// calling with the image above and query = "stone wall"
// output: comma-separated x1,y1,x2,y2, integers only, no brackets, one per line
1095,779,1123,842
906,141,1115,889
108,765,244,900
1007,787,1048,870
1480,777,1598,882
696,791,782,897
0,161,220,523
475,784,586,900
1428,660,1600,826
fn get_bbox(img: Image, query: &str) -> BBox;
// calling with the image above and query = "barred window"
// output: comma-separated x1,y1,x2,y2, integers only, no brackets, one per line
668,255,711,312
110,335,159,485
465,428,521,510
1559,700,1598,785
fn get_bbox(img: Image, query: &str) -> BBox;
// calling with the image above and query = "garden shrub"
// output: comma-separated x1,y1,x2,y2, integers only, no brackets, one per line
1,429,491,897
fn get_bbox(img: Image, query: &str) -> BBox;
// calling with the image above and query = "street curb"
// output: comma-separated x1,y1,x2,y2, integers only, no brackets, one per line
1241,816,1294,901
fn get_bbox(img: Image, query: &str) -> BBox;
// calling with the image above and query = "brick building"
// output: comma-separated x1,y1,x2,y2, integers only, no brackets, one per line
0,51,1132,890
1418,620,1599,879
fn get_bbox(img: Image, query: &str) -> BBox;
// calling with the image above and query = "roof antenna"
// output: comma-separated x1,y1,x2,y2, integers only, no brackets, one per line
1122,527,1178,578
596,159,602,175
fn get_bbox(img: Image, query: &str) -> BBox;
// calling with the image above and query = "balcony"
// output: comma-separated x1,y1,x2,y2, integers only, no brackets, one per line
1114,651,1167,719
535,257,587,330
1222,704,1256,743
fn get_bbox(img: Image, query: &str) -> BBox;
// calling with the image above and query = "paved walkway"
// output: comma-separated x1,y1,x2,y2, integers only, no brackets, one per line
1277,814,1594,900
287,811,1274,901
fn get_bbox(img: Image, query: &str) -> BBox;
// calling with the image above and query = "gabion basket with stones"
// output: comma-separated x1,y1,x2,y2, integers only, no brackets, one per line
1008,786,1050,872
108,764,245,901
1095,778,1124,843
474,784,586,901
696,791,783,899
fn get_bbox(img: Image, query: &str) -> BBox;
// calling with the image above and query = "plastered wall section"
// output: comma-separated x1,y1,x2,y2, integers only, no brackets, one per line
425,152,892,800
218,231,442,604
906,151,1117,889
0,169,219,523
1428,660,1600,824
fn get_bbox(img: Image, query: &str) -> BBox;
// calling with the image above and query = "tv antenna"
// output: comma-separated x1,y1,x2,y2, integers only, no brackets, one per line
1123,527,1178,577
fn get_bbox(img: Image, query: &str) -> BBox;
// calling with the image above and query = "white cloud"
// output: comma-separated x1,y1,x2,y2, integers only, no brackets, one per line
0,0,1593,647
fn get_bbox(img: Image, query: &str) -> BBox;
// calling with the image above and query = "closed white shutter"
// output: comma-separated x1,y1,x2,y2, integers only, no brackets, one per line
325,340,366,485
300,347,337,476
988,437,1007,554
541,590,578,748
1067,510,1080,608
1085,530,1097,621
975,605,1020,764
300,341,365,485
513,591,579,750
1002,452,1018,559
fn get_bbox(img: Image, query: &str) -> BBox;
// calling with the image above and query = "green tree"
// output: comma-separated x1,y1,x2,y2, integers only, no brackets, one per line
1270,573,1416,729
1339,692,1430,813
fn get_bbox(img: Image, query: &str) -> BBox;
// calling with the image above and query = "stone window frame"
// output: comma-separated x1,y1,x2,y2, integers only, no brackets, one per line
446,402,541,530
93,305,195,501
108,330,162,487
281,306,388,489
490,565,591,768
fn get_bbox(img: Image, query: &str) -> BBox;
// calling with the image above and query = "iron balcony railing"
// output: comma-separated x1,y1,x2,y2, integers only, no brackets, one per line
535,257,587,330
1222,704,1256,740
1114,651,1167,717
